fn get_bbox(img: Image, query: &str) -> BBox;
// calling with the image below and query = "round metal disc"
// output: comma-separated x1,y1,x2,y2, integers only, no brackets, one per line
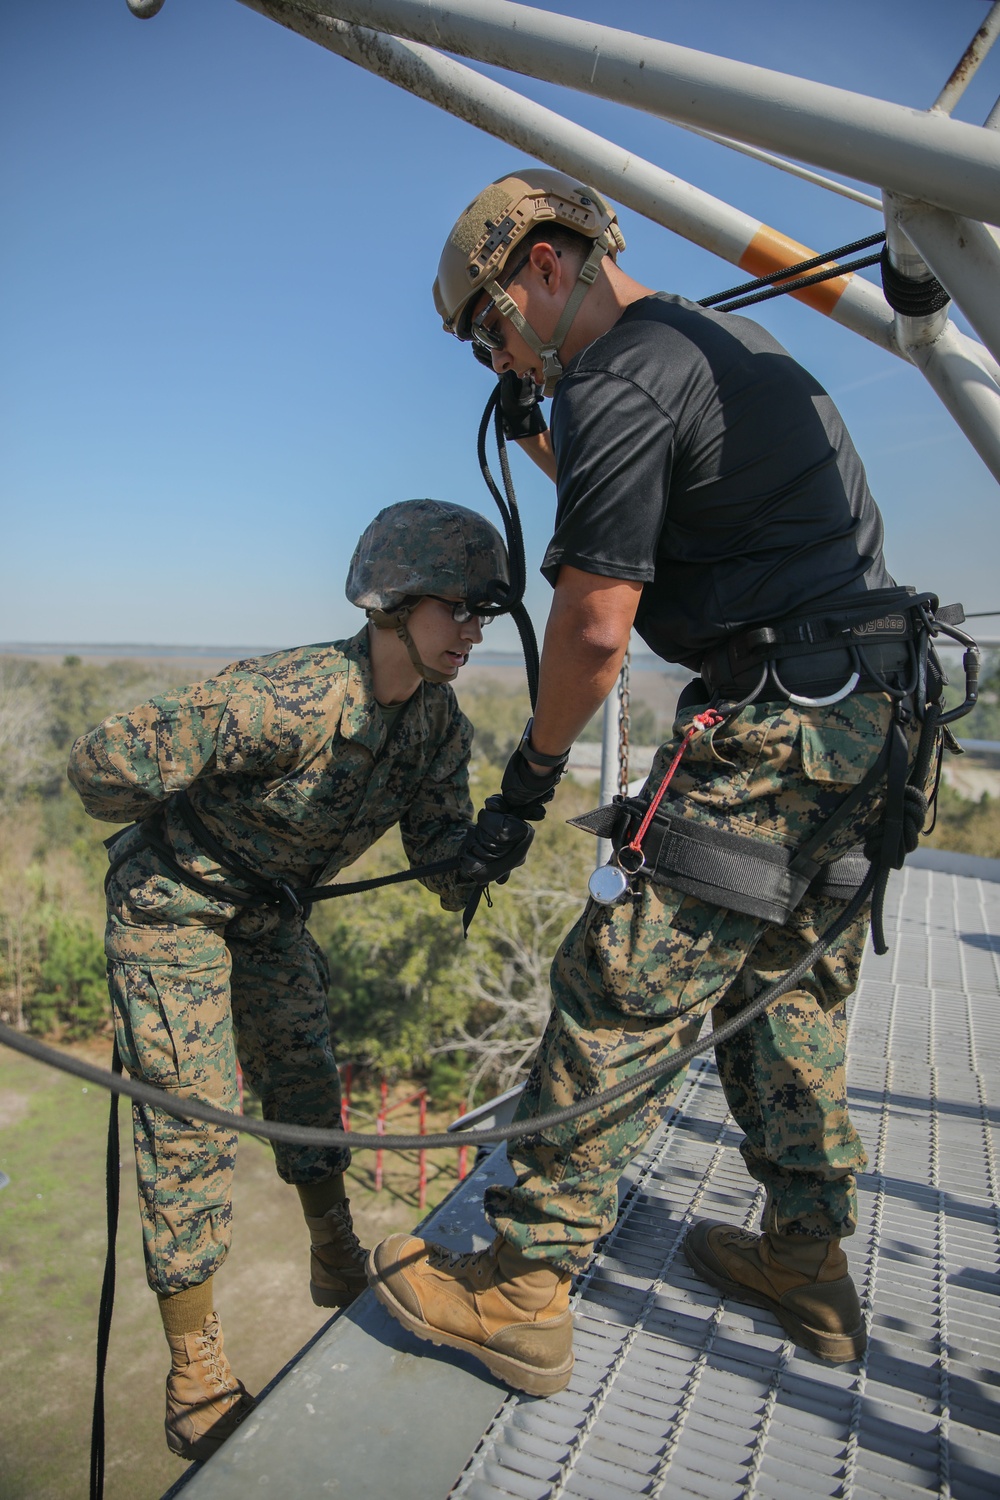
588,863,631,905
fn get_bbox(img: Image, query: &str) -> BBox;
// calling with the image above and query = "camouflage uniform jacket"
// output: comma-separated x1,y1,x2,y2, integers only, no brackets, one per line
68,628,478,917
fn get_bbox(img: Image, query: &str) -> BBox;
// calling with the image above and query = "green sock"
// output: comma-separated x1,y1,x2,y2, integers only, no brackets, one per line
296,1174,347,1218
157,1277,214,1336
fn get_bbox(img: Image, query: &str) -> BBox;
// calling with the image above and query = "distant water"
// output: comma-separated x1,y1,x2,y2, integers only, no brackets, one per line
0,642,281,659
0,643,677,670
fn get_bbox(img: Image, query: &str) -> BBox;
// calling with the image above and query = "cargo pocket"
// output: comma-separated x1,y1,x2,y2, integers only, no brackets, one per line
799,716,883,786
110,965,182,1085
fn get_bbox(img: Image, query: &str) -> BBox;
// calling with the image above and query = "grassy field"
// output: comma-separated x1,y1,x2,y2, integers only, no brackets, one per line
0,1043,467,1500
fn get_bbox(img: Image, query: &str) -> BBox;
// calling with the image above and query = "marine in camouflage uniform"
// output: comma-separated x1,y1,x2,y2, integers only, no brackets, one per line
367,170,939,1391
485,692,910,1265
71,625,477,1290
68,498,528,1458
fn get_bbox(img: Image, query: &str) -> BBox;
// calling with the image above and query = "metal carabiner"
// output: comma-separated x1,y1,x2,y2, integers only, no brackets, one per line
769,649,860,708
276,882,304,919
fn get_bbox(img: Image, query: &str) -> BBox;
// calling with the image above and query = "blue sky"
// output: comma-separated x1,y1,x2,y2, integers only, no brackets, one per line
2,0,998,650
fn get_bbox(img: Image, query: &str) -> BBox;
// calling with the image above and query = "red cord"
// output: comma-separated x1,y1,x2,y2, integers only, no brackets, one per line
627,709,723,855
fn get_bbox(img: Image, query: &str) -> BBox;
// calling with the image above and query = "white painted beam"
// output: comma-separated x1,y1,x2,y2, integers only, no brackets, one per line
297,0,1000,224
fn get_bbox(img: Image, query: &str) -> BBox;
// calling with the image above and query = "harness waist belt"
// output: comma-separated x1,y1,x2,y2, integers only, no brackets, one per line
569,799,869,926
700,587,948,701
702,640,914,701
630,811,868,925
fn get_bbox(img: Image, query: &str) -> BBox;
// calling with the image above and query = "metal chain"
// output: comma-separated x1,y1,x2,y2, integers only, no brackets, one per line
618,646,631,798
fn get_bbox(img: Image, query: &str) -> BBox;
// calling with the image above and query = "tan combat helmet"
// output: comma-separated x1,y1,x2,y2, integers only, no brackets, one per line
433,168,626,395
346,499,510,685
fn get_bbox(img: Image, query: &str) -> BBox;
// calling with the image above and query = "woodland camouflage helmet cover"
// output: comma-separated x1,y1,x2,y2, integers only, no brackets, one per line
433,168,625,392
346,499,510,616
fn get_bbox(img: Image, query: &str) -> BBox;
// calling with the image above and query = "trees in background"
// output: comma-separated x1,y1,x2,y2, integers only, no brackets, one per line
0,655,166,1034
2,651,998,1101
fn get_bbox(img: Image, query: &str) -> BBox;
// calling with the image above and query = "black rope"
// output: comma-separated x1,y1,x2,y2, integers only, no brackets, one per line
699,231,886,312
879,247,950,317
90,1042,122,1500
477,386,540,709
711,254,883,313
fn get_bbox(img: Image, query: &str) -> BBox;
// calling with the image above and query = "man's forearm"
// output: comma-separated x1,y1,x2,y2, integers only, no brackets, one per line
525,571,641,766
515,432,558,484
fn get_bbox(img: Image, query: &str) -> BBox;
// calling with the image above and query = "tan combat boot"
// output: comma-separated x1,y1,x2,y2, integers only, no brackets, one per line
164,1313,256,1461
304,1200,369,1309
684,1219,866,1363
367,1233,574,1396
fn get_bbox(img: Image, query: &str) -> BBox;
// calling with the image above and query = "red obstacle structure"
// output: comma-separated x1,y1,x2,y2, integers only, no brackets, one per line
340,1066,467,1210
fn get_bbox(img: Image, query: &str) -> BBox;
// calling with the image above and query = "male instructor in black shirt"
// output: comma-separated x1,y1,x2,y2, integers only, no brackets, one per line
367,169,924,1395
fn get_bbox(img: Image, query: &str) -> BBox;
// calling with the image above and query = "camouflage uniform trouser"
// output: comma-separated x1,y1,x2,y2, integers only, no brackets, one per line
106,841,348,1295
486,694,915,1272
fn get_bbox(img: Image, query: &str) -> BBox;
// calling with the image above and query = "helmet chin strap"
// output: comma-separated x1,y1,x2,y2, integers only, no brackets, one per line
484,230,615,397
368,607,455,687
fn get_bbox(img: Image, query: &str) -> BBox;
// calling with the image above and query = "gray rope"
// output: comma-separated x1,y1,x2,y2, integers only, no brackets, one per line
0,878,871,1153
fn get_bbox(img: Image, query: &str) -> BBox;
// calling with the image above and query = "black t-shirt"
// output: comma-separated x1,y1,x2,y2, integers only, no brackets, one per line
543,293,891,669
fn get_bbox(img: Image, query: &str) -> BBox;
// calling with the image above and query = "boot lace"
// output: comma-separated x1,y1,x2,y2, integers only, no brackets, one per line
323,1203,367,1269
428,1245,489,1280
193,1326,238,1396
720,1227,760,1251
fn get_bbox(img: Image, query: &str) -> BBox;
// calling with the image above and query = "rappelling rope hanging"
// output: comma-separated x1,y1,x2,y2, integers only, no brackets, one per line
476,384,540,708
0,871,879,1153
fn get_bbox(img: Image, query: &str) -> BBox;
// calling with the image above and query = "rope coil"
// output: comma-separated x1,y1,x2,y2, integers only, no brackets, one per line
878,248,951,318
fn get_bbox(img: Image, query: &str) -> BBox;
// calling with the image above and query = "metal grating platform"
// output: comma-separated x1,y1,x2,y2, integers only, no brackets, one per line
170,853,1000,1500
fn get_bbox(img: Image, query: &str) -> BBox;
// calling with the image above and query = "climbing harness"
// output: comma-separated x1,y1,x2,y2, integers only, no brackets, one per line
104,792,464,922
574,590,980,959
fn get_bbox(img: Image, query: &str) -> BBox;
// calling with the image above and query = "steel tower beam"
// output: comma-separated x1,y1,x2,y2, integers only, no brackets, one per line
239,2,1000,480
239,2,898,353
888,197,1000,372
293,0,1000,224
928,0,1000,118
901,318,1000,483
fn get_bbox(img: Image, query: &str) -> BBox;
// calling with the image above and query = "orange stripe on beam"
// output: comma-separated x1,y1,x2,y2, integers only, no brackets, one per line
738,224,852,314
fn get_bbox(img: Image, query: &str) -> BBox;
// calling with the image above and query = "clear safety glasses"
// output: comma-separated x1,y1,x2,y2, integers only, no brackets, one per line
425,595,499,626
469,253,531,356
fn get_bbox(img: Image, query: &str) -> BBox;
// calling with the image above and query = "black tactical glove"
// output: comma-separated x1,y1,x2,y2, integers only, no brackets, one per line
460,796,535,886
497,371,548,441
498,722,570,821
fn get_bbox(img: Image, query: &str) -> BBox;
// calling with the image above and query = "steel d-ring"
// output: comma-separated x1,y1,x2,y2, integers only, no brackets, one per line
588,843,647,905
616,845,647,876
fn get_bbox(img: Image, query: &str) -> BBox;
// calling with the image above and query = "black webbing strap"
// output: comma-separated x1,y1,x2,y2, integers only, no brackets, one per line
636,813,816,925
700,588,943,692
644,711,893,924
571,715,900,928
90,1041,122,1500
104,790,464,918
